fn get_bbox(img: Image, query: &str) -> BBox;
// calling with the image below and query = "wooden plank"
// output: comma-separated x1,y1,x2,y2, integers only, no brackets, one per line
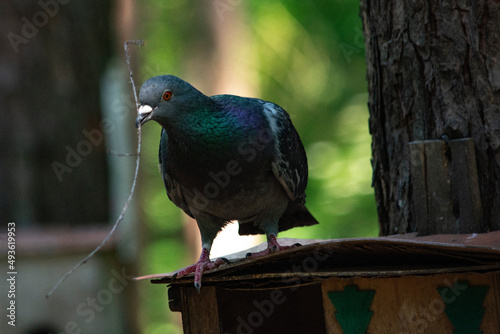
410,141,429,234
494,272,500,331
410,138,484,235
161,264,500,286
180,286,220,334
136,232,500,285
216,284,326,333
168,285,182,312
424,140,454,234
410,140,456,235
448,138,483,233
322,272,500,334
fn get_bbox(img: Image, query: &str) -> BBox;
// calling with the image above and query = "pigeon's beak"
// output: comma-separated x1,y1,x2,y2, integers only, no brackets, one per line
135,105,154,128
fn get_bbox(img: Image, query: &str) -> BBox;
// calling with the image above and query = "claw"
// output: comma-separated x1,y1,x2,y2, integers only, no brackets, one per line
173,247,227,290
246,234,301,258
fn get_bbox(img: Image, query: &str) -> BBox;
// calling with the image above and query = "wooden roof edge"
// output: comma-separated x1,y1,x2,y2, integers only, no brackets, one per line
227,230,500,258
134,230,500,282
153,263,500,286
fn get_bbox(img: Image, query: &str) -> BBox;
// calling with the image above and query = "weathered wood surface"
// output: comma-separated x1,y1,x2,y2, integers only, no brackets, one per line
322,273,500,334
360,0,500,235
180,286,220,334
410,138,483,235
168,272,500,334
134,232,500,284
138,235,500,334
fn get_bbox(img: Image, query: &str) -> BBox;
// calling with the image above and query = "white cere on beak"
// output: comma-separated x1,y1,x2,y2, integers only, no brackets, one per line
138,105,153,115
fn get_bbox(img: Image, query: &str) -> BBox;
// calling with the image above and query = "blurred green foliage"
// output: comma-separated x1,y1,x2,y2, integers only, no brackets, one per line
136,0,377,332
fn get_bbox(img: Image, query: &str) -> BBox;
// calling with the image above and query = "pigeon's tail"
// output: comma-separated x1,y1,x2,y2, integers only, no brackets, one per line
277,206,319,232
238,206,319,236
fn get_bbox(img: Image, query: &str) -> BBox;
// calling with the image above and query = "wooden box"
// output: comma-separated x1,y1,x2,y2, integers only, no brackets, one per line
136,232,500,333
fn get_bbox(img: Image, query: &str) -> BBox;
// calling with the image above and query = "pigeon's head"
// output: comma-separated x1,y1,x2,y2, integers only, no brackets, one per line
136,75,208,128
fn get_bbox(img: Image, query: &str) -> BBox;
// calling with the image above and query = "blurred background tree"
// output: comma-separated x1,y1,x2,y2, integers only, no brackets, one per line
136,0,377,332
1,1,141,333
0,0,112,226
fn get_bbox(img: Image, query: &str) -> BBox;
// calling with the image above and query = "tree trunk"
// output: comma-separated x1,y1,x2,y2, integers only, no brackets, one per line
0,0,113,225
360,0,500,235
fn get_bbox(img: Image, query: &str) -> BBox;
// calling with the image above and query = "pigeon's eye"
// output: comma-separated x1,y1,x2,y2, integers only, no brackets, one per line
162,90,173,101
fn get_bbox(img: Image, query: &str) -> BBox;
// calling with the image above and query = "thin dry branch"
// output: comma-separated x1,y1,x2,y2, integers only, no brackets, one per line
46,40,145,298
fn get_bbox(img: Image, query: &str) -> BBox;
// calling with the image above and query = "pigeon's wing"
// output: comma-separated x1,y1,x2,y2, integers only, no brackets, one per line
159,129,194,218
261,102,308,206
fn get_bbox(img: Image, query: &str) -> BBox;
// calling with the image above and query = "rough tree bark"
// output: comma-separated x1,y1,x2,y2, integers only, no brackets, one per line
360,0,500,235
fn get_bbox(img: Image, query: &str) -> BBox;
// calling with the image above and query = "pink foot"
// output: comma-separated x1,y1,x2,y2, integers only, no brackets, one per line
246,234,301,258
174,248,228,291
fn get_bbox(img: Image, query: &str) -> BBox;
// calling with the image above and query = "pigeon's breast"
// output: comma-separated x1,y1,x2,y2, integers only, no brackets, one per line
181,168,289,222
165,115,276,190
167,141,274,197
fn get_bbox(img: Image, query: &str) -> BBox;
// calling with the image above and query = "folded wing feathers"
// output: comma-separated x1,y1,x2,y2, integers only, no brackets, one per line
262,102,307,206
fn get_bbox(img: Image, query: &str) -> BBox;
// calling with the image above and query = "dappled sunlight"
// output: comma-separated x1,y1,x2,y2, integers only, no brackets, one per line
143,239,185,275
252,2,342,107
210,222,264,258
145,322,182,334
284,96,377,239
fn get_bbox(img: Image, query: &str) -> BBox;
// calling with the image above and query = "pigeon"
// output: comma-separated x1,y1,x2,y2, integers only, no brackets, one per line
136,75,318,290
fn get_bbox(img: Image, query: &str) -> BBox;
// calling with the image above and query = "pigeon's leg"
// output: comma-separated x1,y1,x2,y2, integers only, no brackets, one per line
246,233,301,258
174,246,228,291
174,216,230,291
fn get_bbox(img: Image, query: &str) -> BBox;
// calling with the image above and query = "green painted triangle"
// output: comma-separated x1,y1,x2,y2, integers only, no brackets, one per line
437,280,489,334
328,285,376,334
